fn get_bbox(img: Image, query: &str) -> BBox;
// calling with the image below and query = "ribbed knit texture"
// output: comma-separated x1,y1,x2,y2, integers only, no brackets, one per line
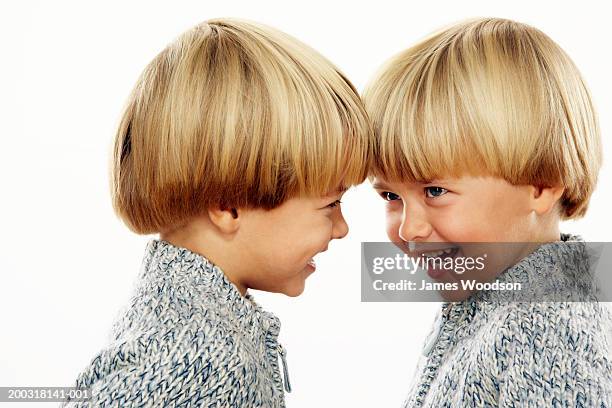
61,239,288,407
402,233,612,407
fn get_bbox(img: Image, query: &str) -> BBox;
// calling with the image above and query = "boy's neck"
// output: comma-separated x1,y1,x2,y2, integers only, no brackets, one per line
537,216,562,243
513,222,562,265
159,226,249,297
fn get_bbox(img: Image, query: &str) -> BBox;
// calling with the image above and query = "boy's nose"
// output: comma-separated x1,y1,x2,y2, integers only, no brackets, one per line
398,204,432,242
332,211,349,239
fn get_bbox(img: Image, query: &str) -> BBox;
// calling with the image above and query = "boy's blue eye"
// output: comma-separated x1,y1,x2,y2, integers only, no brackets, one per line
380,192,400,201
327,199,342,208
425,186,448,198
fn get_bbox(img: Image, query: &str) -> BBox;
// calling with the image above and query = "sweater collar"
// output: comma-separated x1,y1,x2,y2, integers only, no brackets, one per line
137,238,281,339
442,232,598,318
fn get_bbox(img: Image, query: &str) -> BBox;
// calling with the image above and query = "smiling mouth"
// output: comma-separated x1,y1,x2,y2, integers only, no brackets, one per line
406,246,460,260
419,247,459,260
417,247,460,279
306,258,316,270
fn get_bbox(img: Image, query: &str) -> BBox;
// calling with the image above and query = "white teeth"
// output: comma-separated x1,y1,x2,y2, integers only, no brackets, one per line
422,248,456,258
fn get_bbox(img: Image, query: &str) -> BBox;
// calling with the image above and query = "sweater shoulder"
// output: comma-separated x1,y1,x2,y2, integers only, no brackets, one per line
494,301,611,342
65,318,257,407
483,303,612,405
488,301,612,370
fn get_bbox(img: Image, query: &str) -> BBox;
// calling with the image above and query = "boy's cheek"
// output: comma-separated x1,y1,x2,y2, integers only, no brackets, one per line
385,222,402,242
384,211,403,241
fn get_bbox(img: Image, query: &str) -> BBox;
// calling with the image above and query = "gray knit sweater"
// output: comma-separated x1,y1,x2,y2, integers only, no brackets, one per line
402,233,612,407
62,239,290,407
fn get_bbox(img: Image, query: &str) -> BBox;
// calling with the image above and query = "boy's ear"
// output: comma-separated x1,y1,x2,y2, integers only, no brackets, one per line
208,206,240,234
530,185,565,215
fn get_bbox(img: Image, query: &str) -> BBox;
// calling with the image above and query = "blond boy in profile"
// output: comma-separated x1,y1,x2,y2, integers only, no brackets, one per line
63,18,372,407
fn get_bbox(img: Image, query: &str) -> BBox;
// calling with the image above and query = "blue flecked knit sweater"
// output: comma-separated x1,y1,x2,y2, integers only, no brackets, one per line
61,239,290,407
402,233,612,407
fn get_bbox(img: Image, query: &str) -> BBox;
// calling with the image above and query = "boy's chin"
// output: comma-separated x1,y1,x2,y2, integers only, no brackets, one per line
279,280,307,297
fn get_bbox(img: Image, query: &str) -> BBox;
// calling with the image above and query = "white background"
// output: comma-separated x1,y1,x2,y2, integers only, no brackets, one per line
1,1,610,407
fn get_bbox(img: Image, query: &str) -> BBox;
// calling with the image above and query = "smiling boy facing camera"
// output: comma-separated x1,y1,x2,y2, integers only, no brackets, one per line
363,18,612,407
62,18,371,407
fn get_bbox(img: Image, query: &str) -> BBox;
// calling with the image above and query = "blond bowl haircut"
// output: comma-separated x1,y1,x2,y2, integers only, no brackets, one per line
363,17,602,220
111,18,373,235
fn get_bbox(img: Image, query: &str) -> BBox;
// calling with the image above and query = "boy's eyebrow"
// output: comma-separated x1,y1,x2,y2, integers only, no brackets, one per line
330,186,348,195
322,186,348,198
371,182,390,190
371,180,439,190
